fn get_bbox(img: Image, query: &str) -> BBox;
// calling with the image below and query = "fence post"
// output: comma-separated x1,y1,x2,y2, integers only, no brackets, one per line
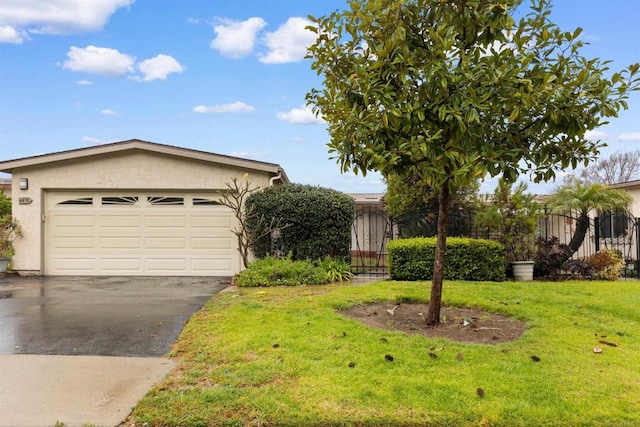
636,218,640,278
594,217,600,253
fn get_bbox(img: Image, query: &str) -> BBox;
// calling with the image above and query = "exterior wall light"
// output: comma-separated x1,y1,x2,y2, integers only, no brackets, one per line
19,178,28,190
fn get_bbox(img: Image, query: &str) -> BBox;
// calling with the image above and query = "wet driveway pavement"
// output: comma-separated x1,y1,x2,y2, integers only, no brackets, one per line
0,275,230,356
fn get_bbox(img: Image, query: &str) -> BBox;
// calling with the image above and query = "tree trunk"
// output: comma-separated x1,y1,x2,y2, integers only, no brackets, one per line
425,181,451,326
565,214,590,261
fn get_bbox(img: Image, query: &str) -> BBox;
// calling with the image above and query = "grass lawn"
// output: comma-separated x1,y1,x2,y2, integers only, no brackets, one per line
129,280,640,426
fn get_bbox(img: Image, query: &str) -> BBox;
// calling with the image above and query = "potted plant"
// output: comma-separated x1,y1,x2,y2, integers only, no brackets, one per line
474,178,542,280
0,215,22,273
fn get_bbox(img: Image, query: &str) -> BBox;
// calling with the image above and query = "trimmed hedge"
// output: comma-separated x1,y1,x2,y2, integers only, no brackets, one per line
388,237,505,281
245,184,354,262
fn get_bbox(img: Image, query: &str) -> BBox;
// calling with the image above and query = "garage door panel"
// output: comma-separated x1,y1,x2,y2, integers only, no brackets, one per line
191,228,233,238
145,228,188,238
54,215,95,227
192,215,232,228
54,237,96,249
54,226,95,236
99,215,141,227
145,237,187,249
98,229,143,239
146,258,187,271
50,257,97,272
99,258,143,271
192,237,233,250
191,258,233,272
46,191,239,276
146,216,187,227
99,237,142,249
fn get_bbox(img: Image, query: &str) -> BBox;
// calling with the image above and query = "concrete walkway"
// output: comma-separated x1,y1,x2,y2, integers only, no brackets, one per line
0,354,175,427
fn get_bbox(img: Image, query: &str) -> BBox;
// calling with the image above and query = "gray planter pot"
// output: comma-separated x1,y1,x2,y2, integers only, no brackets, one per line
512,260,535,281
0,257,8,273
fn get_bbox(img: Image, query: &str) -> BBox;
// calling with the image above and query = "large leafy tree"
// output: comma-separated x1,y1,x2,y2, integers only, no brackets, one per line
306,0,639,324
545,179,632,260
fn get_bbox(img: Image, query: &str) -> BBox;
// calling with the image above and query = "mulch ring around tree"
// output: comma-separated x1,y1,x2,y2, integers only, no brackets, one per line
339,302,526,344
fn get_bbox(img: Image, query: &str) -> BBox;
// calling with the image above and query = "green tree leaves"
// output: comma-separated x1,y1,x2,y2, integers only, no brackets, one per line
306,0,640,323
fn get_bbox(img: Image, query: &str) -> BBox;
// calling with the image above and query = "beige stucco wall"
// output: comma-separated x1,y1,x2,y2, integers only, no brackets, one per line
10,151,275,274
624,187,640,217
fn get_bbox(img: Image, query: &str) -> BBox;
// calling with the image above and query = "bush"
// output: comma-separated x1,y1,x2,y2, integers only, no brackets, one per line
0,193,11,218
0,215,22,258
317,257,354,282
587,249,624,281
388,237,505,281
245,184,354,262
235,257,326,287
534,237,573,279
564,259,594,279
234,256,353,287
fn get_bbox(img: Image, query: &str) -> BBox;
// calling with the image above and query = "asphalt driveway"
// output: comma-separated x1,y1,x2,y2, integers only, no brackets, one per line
0,275,229,427
0,275,229,356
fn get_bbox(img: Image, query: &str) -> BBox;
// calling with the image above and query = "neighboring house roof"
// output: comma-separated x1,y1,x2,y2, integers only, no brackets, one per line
349,193,385,205
0,139,290,183
608,179,640,190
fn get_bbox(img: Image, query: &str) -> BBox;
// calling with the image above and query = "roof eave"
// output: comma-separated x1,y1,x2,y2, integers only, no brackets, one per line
0,139,285,176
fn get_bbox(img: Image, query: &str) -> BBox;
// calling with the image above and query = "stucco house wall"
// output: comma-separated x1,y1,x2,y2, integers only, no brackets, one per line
611,180,640,215
0,140,288,275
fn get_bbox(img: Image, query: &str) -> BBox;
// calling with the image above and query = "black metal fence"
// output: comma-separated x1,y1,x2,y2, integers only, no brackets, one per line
541,213,640,278
351,207,640,279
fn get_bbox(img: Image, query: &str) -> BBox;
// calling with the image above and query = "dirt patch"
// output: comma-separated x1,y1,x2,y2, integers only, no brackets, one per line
340,302,525,344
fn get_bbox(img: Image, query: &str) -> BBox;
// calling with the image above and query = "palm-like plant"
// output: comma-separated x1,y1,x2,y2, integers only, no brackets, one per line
545,179,632,260
0,215,22,258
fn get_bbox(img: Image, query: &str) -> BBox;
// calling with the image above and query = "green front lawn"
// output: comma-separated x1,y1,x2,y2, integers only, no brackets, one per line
130,280,640,426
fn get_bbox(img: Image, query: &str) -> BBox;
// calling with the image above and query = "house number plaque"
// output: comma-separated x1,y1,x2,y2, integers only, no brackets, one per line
18,197,33,205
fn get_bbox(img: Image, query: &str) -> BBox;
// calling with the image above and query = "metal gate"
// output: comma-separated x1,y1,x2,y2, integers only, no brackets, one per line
351,205,393,276
595,214,640,278
542,212,640,278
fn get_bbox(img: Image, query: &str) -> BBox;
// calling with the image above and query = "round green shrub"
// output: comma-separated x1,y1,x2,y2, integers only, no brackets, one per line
245,184,354,262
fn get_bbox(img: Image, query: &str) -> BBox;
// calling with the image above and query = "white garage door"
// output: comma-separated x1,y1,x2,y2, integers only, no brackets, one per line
45,191,239,276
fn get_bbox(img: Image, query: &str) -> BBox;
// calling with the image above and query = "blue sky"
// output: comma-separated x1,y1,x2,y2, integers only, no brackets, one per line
0,0,639,195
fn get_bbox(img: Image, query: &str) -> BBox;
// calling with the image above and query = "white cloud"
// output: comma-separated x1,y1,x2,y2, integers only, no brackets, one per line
276,105,325,124
585,129,608,141
260,17,316,64
82,136,108,144
76,80,93,85
100,109,119,116
210,17,267,59
0,0,133,40
0,25,25,43
619,132,640,141
63,45,135,77
193,102,255,113
137,54,184,81
63,46,183,82
187,17,200,24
